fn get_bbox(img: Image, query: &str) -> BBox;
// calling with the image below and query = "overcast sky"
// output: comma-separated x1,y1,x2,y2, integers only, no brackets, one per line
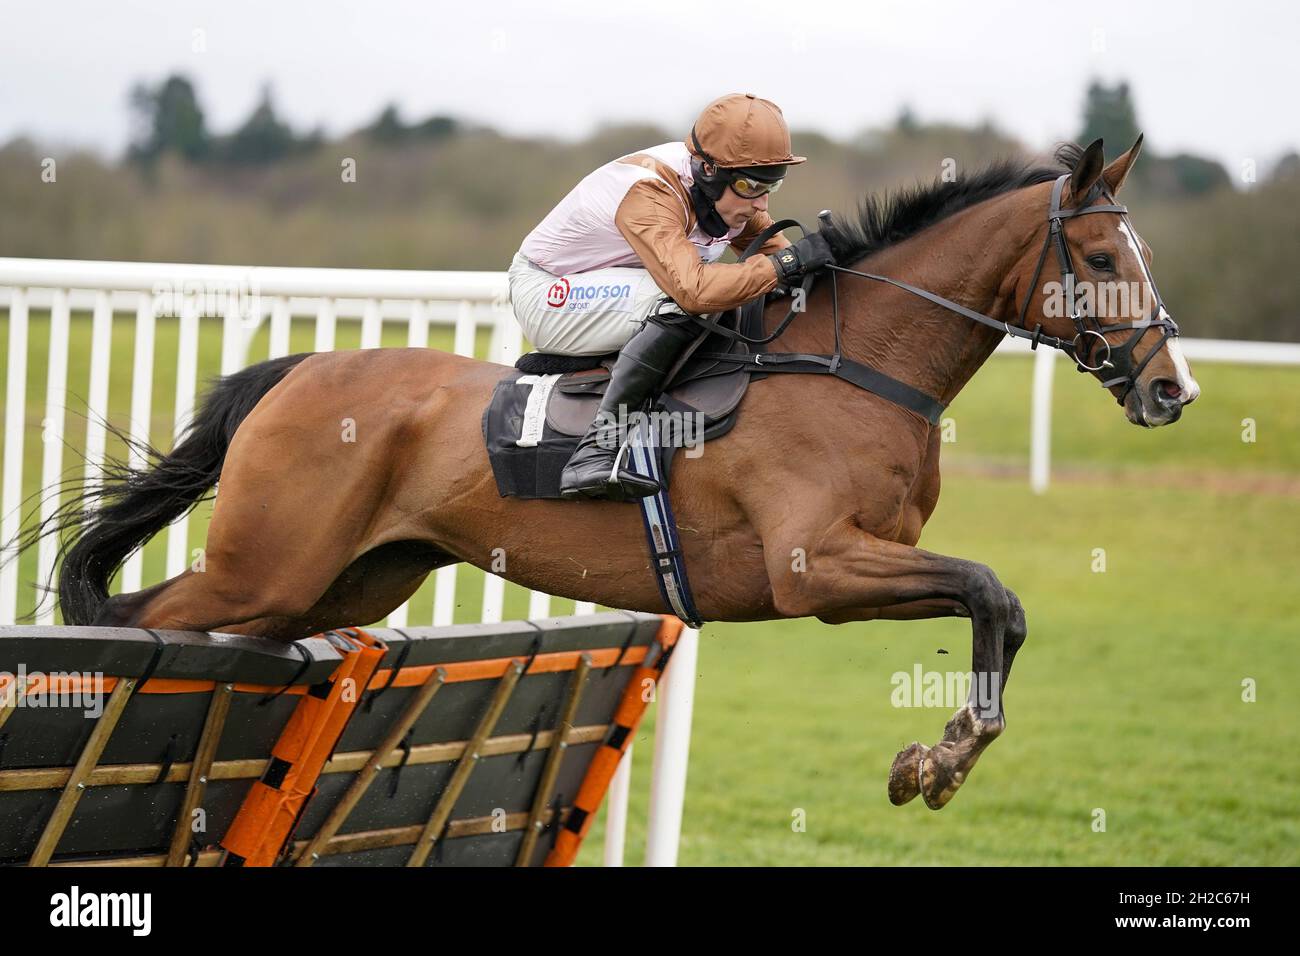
3,0,1296,173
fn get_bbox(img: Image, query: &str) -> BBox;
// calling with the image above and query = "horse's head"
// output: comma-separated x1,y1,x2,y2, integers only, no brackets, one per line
1016,136,1200,426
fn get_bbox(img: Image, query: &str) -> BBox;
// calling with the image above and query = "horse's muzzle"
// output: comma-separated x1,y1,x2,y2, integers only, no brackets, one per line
1127,376,1194,427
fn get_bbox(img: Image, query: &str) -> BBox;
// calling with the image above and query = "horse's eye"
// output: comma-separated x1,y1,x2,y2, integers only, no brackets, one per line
1087,254,1113,271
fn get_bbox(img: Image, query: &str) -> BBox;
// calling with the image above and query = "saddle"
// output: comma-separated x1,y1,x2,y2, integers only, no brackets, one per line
482,292,775,499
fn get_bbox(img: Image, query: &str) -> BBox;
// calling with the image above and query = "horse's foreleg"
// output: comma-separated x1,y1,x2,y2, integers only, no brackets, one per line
768,530,1017,810
816,598,969,624
821,589,1028,691
1000,587,1028,692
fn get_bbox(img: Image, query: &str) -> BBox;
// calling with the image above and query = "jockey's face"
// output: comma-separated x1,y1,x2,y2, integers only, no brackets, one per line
708,167,772,229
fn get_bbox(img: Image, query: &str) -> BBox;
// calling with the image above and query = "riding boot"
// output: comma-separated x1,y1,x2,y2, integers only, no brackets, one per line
559,314,697,501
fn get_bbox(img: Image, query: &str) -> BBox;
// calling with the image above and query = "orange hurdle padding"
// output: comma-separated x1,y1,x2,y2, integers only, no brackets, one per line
544,616,684,867
219,627,386,866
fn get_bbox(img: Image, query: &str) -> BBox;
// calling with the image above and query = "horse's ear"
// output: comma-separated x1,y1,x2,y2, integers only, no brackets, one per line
1068,138,1106,202
1101,133,1144,195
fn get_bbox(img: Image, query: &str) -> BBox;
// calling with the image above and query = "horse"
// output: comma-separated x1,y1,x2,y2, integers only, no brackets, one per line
30,136,1199,810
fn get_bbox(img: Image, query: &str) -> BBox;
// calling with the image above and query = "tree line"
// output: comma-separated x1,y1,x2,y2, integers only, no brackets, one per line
1,75,1295,342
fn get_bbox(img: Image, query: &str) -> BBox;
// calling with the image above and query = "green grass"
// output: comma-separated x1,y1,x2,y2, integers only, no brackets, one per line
2,311,1296,865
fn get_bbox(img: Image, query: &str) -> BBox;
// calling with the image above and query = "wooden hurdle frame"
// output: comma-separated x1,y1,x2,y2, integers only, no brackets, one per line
0,612,687,867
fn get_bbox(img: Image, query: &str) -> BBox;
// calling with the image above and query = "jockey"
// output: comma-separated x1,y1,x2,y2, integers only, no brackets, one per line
508,92,835,501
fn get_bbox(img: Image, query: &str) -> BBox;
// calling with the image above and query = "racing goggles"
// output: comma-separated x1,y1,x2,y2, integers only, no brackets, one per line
727,169,785,199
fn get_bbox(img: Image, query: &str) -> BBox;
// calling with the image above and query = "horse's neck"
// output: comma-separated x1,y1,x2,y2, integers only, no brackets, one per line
773,195,1038,405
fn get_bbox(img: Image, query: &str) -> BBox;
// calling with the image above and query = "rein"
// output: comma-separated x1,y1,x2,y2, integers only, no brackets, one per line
689,173,1181,420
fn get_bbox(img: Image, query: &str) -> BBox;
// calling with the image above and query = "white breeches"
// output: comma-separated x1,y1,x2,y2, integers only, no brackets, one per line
507,249,675,355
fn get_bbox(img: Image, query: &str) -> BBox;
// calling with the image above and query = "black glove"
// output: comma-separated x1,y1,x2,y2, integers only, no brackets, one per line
768,231,836,284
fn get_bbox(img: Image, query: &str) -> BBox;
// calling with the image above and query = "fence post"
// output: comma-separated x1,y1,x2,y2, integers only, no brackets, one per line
1030,347,1056,494
602,747,633,866
644,626,698,866
0,288,29,626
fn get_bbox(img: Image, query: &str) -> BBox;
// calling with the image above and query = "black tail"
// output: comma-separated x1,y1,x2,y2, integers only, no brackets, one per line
38,353,313,625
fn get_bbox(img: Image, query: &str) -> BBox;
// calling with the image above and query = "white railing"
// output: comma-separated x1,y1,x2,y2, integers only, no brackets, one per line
0,256,695,867
0,258,525,625
994,336,1300,493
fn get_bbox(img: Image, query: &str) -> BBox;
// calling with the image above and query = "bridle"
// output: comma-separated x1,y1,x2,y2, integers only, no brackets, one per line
825,172,1182,406
1012,173,1181,402
678,170,1183,425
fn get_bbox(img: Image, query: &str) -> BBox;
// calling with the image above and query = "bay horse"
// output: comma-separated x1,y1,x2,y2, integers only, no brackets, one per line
34,136,1198,810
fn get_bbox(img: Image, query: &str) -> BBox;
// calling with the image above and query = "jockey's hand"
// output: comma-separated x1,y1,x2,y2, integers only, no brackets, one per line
768,231,836,284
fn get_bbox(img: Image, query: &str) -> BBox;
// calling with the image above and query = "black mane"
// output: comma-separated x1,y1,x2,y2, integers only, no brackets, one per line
821,143,1084,264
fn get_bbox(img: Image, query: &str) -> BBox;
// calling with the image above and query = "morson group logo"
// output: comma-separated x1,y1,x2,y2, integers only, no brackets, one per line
545,277,570,307
545,277,634,311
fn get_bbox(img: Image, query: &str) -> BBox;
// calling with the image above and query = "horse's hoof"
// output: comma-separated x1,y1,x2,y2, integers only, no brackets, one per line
887,742,927,805
919,746,966,811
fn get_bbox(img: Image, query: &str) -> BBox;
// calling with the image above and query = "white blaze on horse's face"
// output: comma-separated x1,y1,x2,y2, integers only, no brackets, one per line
1113,218,1202,415
1162,336,1200,403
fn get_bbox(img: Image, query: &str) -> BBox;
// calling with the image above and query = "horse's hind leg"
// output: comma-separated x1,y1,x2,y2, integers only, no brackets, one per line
106,518,364,637
101,453,399,639
217,541,454,640
100,546,348,638
101,540,452,641
116,348,465,637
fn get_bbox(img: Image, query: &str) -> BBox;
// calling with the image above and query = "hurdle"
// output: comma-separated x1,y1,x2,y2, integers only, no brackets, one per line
0,611,684,867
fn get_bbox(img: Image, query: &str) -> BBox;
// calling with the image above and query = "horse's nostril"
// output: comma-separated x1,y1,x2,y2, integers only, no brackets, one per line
1152,379,1182,404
